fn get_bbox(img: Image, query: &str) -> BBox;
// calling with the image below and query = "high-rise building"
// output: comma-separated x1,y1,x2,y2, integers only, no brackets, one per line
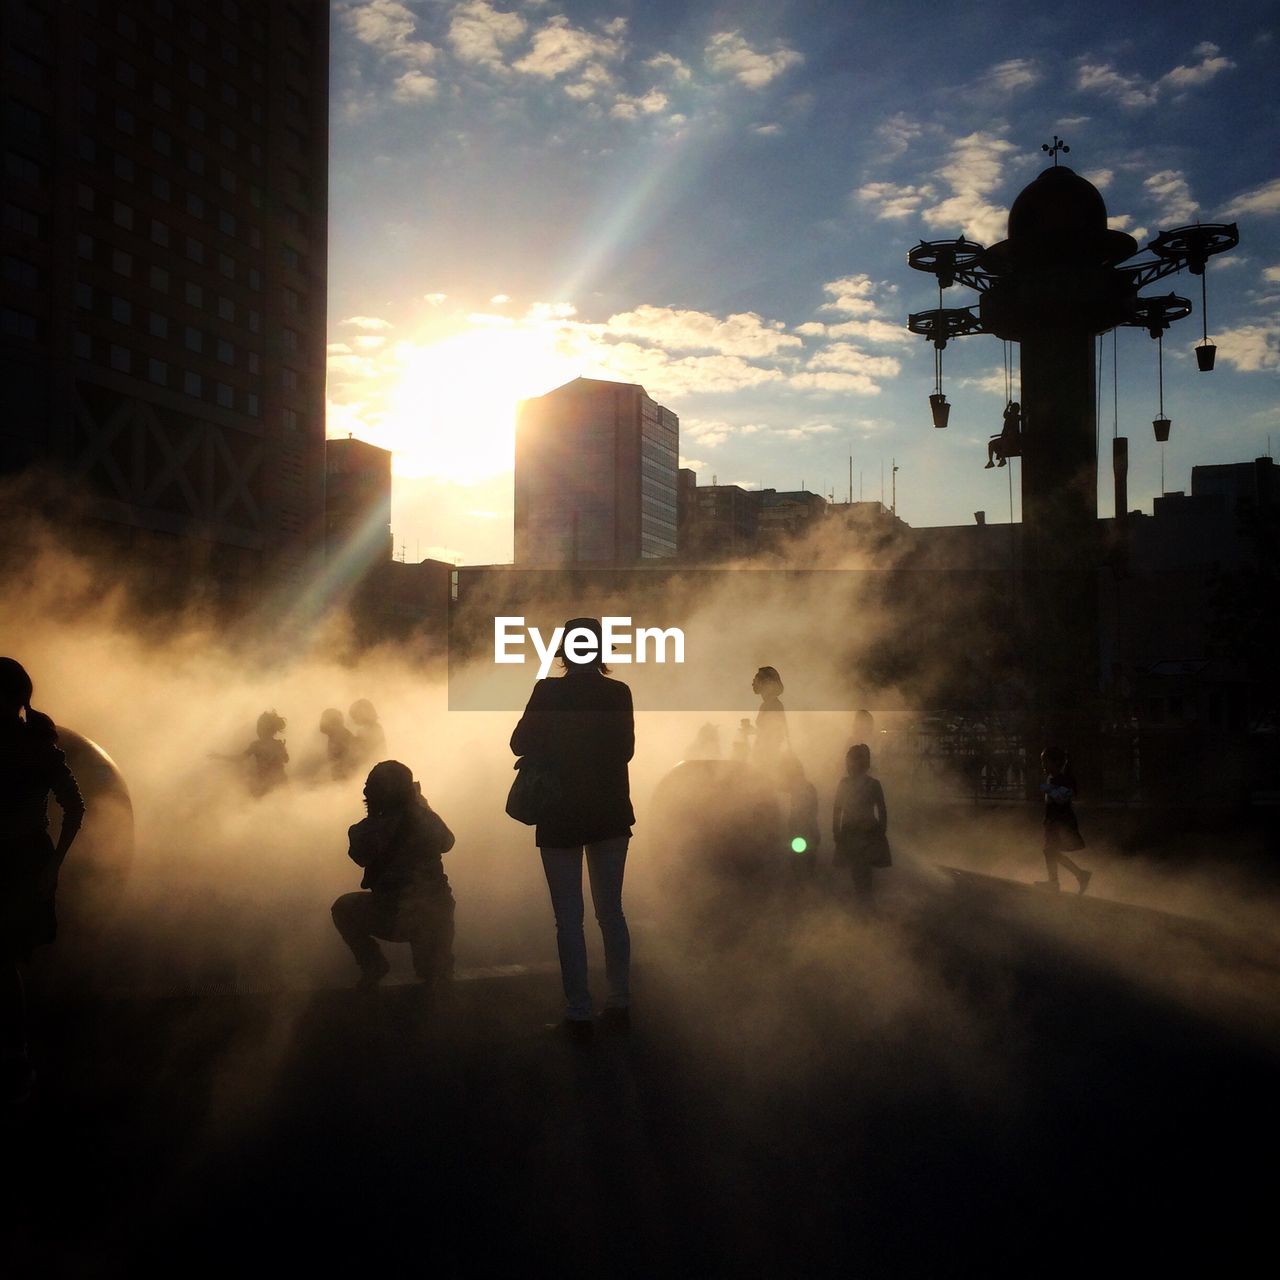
514,376,678,566
325,434,392,570
1,0,328,601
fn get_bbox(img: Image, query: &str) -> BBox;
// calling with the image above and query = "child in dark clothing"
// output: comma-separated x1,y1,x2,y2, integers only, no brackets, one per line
1038,747,1091,894
331,760,456,987
832,743,889,906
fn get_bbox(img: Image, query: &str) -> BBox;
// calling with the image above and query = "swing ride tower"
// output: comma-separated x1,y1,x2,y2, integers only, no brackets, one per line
905,138,1239,756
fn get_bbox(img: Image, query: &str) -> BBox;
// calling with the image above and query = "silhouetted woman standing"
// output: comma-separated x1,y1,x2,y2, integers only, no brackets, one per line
0,658,84,1103
752,666,789,777
511,618,635,1038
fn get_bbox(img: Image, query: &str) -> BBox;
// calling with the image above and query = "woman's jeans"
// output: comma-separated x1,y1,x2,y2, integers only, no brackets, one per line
540,837,630,1021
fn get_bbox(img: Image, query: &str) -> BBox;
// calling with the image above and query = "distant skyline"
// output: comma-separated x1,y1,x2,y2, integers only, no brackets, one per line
327,0,1280,564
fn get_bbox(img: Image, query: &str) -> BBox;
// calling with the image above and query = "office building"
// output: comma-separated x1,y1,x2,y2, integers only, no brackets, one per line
514,377,678,566
1,0,329,600
325,434,392,569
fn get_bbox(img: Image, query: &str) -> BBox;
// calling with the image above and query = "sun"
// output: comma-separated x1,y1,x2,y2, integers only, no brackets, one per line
376,324,582,483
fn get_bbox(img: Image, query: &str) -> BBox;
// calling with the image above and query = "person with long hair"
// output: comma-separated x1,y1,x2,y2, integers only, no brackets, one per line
1038,747,1091,894
0,658,84,1103
752,666,789,776
511,618,635,1039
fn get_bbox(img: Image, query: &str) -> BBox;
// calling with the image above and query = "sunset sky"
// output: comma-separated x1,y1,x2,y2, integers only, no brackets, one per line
326,0,1280,564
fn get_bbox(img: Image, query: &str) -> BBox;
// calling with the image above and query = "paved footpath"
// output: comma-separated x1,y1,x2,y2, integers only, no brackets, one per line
5,874,1279,1278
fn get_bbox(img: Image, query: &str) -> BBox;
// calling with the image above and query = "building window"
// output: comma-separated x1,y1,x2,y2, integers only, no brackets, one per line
184,237,203,264
115,12,137,40
148,312,168,338
187,105,207,132
1,309,38,340
221,41,238,67
188,61,206,86
74,331,92,359
149,265,170,292
5,204,41,237
148,358,167,386
216,296,234,322
153,83,172,110
218,210,236,236
110,296,132,324
110,344,130,372
78,135,96,163
216,381,234,408
248,226,261,249
246,392,259,417
185,192,205,219
247,268,261,291
219,125,237,150
80,87,97,114
281,246,301,272
183,371,202,397
115,60,136,87
112,249,132,277
247,351,259,373
2,257,39,288
4,153,41,186
154,37,172,64
112,153,134,181
150,219,169,246
114,107,135,136
220,84,237,108
75,282,93,309
77,232,94,259
218,253,234,279
282,330,299,354
152,128,172,156
151,173,171,201
190,16,207,43
219,168,236,193
282,366,299,390
184,281,203,306
187,149,205,176
248,310,260,333
113,201,133,229
283,287,300,313
77,183,94,210
184,326,202,353
283,407,303,431
217,339,234,364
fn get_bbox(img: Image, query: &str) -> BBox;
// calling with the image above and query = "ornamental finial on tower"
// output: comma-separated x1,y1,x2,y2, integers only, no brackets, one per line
1041,136,1070,165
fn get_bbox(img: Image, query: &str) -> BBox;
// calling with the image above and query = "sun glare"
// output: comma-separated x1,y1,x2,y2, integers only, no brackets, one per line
377,326,582,482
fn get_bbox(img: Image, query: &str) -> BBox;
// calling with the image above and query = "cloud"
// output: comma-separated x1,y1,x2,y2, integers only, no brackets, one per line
1076,42,1235,108
1222,177,1280,218
678,456,706,471
490,293,510,305
393,69,439,100
564,61,616,101
1086,168,1114,189
977,58,1041,93
824,318,913,346
354,335,388,350
752,123,783,137
1075,61,1157,108
857,181,937,219
343,315,395,331
1264,265,1280,283
1159,42,1236,91
447,1,527,71
805,343,902,380
1145,169,1198,224
344,0,438,67
1107,213,1149,244
1213,322,1280,371
646,52,692,82
597,344,786,397
513,14,623,79
423,293,447,305
817,274,891,319
704,31,803,89
875,113,923,161
604,304,802,358
790,371,882,395
921,131,1016,243
611,88,669,120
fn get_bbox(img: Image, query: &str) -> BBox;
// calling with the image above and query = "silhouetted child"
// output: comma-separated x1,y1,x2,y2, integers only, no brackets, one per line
211,710,288,797
833,743,890,907
752,666,789,774
780,754,820,879
331,761,457,988
319,707,359,782
349,698,386,767
1038,747,1090,894
0,658,85,1104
